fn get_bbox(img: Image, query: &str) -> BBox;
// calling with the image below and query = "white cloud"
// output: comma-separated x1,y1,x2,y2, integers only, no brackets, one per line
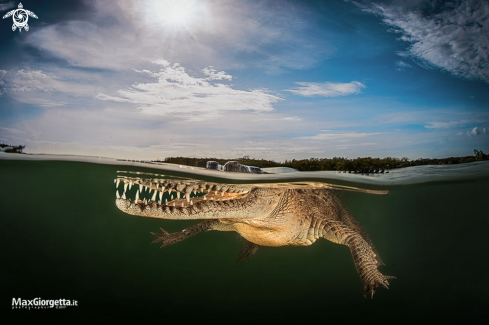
457,126,484,136
361,0,489,82
0,126,23,134
282,116,301,121
257,116,302,122
2,69,58,92
201,67,232,81
300,131,381,140
96,61,282,120
285,81,366,97
0,1,15,12
0,69,107,107
377,112,418,124
425,120,469,129
471,127,481,136
396,60,413,71
0,69,66,107
26,21,129,70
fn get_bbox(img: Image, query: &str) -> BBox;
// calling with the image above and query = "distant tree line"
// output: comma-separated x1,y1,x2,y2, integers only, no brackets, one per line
0,143,14,148
155,155,283,169
156,149,488,172
0,143,25,153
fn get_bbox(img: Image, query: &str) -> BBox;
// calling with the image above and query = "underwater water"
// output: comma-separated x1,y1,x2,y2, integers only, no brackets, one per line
1,157,489,324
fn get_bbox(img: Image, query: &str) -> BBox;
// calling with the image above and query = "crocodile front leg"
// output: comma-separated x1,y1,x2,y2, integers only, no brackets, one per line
151,219,221,247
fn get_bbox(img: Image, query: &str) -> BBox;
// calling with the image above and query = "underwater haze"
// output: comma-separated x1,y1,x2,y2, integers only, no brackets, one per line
1,157,489,324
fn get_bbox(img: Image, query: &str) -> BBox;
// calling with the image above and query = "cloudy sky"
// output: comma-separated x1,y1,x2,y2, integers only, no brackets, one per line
0,0,488,160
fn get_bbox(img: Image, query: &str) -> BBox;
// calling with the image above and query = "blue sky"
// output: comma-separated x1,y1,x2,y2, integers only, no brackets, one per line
0,0,488,160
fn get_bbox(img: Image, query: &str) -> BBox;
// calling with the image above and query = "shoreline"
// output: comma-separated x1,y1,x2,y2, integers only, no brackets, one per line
1,152,489,185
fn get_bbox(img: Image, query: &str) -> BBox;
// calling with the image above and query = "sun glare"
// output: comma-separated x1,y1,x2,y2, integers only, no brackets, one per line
156,0,201,27
166,4,190,24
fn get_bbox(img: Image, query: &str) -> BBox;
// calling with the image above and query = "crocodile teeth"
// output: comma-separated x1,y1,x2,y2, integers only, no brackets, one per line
203,196,207,200
152,191,157,201
144,198,147,204
124,183,128,192
221,191,225,196
181,203,184,207
159,192,163,201
186,194,190,203
177,191,180,198
165,199,167,204
135,191,139,202
190,200,193,205
116,179,120,188
122,192,126,199
116,191,120,198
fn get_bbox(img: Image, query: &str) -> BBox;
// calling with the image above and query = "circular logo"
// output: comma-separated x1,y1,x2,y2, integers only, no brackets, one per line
13,9,28,28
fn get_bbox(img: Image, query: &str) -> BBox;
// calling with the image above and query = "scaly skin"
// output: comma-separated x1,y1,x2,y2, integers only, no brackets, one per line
115,177,395,298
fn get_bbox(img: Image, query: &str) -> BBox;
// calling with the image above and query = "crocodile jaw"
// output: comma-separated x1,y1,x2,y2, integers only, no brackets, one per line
115,178,282,220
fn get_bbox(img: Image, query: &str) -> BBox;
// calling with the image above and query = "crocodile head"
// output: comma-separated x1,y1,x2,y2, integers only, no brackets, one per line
115,176,286,220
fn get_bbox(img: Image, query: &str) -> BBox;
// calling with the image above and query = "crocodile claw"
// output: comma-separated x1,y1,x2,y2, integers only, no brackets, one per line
150,227,176,248
363,273,396,299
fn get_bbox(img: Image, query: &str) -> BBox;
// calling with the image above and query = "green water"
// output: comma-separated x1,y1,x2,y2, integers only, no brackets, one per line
1,160,488,324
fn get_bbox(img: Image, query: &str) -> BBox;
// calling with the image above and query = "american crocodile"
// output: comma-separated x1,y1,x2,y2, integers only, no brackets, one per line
114,176,395,298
